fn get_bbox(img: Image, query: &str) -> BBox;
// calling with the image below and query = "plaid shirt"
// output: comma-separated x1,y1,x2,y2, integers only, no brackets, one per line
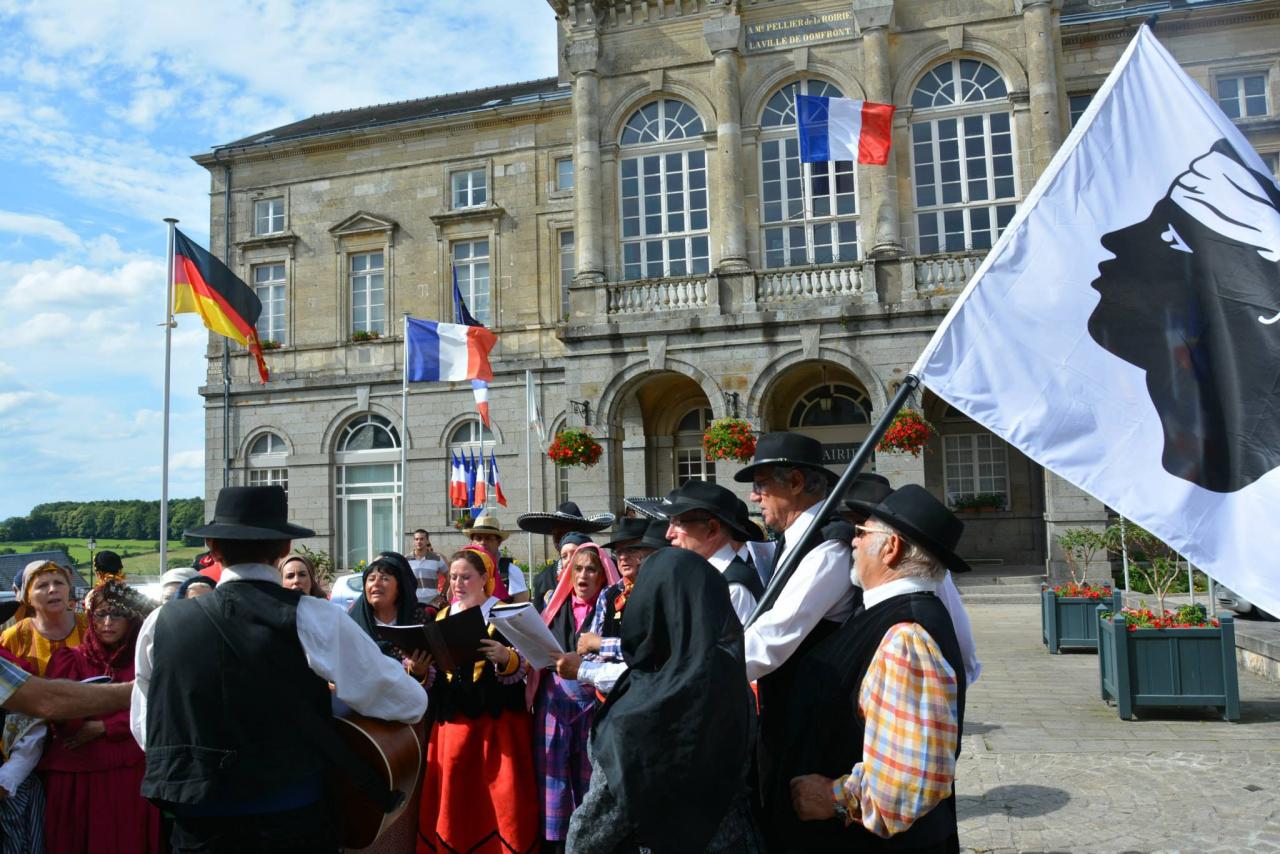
833,622,959,838
0,656,30,707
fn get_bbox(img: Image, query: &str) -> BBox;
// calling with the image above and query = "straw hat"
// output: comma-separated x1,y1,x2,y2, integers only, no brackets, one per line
464,512,509,542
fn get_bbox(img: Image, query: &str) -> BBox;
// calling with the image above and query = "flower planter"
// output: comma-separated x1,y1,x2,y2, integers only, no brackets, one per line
1096,606,1240,721
1041,587,1121,653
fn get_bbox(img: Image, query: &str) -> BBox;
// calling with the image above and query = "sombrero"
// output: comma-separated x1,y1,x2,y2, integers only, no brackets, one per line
516,501,615,536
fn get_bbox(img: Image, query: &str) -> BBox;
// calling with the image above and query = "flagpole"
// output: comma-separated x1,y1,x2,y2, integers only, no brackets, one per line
525,369,534,564
160,218,178,575
745,375,919,628
401,312,410,548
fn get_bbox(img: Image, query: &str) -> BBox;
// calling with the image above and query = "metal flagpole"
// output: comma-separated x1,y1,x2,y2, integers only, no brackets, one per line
160,218,178,573
221,165,232,489
525,369,534,563
401,312,410,547
745,375,919,628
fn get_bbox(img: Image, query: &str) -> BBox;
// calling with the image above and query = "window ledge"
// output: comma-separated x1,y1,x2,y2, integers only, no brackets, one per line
236,232,299,256
430,204,506,228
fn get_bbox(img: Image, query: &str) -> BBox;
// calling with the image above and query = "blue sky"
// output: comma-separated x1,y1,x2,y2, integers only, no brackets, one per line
0,0,559,520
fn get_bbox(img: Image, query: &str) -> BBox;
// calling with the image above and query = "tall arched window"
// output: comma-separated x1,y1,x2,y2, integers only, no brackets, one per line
674,406,716,485
910,58,1017,254
619,99,709,280
759,80,859,268
246,432,288,492
447,421,496,516
336,414,401,569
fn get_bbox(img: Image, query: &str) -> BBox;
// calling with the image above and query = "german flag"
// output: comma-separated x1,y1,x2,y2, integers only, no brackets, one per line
173,229,269,383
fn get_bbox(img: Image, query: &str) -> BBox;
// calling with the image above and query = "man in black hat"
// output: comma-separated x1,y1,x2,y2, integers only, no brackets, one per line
557,519,669,694
662,481,765,625
518,501,614,612
785,485,970,851
130,486,428,853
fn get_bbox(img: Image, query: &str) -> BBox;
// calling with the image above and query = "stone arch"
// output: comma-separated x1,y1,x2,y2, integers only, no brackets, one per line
239,426,293,460
597,356,724,432
438,412,504,448
605,86,717,147
743,63,867,131
320,403,406,455
747,346,889,428
893,38,1029,110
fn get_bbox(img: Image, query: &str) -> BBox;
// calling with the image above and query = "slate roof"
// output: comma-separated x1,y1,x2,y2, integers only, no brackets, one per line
0,550,91,592
216,76,567,152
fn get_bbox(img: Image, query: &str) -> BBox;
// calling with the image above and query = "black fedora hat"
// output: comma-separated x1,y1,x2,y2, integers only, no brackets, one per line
517,501,615,536
857,484,971,574
632,520,672,551
660,481,764,543
843,473,893,513
733,432,837,487
733,498,768,543
603,517,650,550
185,486,315,541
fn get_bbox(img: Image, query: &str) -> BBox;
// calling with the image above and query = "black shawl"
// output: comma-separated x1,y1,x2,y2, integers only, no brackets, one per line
349,552,423,657
590,549,755,852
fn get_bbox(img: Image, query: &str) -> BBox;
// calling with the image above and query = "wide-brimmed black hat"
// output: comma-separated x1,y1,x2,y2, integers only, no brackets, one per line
185,486,315,541
517,501,615,536
843,473,893,513
632,520,672,551
661,481,764,543
604,517,650,550
854,484,971,574
623,496,667,520
732,432,837,487
733,498,768,543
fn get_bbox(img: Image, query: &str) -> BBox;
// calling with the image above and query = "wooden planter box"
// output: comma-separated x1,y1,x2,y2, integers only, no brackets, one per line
1042,588,1121,653
1097,606,1240,721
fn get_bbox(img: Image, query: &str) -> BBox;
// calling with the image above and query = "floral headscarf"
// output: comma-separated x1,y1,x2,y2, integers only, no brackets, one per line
80,580,155,679
15,560,76,621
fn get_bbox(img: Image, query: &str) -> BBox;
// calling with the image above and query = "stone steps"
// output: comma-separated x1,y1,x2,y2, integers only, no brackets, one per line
953,567,1044,605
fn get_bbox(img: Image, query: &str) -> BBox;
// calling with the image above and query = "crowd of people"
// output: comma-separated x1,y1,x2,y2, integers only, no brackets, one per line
0,429,981,853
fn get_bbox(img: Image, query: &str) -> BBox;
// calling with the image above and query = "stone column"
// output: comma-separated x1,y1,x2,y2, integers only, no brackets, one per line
1020,0,1064,176
1043,473,1110,582
705,14,749,272
567,37,604,284
852,1,902,257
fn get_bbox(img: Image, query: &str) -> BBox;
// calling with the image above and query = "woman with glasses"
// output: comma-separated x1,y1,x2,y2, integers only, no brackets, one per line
40,581,162,853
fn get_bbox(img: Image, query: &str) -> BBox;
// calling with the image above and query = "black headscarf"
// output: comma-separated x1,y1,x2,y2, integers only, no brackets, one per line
349,551,421,656
590,549,755,852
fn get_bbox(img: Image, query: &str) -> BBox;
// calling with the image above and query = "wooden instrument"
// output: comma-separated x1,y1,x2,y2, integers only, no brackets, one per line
332,710,424,849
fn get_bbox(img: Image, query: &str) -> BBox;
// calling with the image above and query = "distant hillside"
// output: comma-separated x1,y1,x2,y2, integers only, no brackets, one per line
0,498,204,543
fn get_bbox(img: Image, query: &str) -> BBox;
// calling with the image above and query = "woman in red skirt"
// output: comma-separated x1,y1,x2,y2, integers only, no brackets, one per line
41,580,162,854
417,546,538,854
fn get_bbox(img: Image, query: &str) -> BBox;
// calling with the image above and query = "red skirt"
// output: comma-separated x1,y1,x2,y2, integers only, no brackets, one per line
43,762,162,854
417,709,539,854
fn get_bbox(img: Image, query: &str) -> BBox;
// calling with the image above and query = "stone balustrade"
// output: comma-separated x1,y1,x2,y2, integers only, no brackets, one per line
913,252,987,295
606,276,710,315
756,263,873,303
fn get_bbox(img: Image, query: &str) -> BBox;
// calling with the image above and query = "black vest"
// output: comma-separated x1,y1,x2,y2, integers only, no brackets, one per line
532,559,560,613
599,580,625,638
723,555,765,601
142,581,331,809
777,591,967,852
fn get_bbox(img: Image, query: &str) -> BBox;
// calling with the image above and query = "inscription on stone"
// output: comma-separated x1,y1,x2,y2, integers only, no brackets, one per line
822,441,862,465
745,10,855,53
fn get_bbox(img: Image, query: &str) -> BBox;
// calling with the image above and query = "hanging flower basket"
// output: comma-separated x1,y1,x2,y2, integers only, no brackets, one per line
702,418,756,463
548,428,603,469
876,408,934,457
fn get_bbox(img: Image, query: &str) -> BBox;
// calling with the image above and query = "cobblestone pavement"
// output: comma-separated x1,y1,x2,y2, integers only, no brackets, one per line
957,604,1280,853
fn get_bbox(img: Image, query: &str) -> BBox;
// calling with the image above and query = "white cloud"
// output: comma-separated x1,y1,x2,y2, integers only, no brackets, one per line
0,210,81,247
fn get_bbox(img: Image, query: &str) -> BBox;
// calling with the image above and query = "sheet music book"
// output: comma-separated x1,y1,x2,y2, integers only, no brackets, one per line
488,602,565,670
374,605,487,673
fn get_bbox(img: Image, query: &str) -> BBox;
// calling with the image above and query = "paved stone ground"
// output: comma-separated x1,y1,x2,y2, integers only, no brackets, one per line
957,604,1280,853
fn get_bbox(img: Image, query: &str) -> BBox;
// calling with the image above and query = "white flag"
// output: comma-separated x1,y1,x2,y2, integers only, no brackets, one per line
526,370,546,450
913,26,1280,618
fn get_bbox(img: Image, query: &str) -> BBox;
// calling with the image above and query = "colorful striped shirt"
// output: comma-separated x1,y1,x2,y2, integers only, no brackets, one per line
833,622,959,838
0,656,31,708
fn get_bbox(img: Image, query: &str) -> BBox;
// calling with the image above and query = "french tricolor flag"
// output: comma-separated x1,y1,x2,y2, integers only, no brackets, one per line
405,317,496,383
795,94,895,165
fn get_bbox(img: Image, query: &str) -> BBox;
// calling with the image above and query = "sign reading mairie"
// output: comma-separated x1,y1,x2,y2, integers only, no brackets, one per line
744,10,855,53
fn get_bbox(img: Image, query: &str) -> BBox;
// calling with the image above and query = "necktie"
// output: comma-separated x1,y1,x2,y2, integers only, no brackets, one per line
768,533,786,577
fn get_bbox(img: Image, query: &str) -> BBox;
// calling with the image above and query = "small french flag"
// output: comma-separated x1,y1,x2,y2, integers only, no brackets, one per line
488,451,507,507
795,94,895,165
471,379,490,428
449,452,468,508
405,317,496,383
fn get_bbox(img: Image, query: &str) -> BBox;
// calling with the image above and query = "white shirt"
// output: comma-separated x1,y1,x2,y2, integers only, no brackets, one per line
744,504,853,682
859,573,982,684
131,563,428,750
0,721,45,794
707,542,758,626
504,562,528,596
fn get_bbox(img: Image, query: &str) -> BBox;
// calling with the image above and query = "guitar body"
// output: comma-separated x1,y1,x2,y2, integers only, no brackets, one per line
333,711,424,849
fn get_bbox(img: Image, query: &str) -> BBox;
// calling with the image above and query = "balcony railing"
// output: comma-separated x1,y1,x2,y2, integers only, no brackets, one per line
606,276,709,315
913,251,987,296
756,263,872,303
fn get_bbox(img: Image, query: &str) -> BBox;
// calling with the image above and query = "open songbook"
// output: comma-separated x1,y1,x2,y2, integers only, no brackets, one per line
373,605,487,673
488,602,565,670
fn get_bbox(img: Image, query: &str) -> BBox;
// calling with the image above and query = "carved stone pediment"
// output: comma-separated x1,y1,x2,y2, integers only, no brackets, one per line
329,211,398,238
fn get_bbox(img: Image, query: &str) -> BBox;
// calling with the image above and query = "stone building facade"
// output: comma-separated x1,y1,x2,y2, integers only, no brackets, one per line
194,0,1280,572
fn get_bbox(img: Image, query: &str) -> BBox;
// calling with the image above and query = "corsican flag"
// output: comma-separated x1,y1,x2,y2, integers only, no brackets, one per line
404,317,496,383
526,370,546,450
795,94,894,165
912,26,1280,618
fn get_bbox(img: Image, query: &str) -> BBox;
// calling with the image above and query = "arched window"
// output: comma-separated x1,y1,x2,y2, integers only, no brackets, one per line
759,80,859,268
910,58,1017,254
619,99,710,280
788,384,871,428
246,432,288,492
446,421,496,517
674,406,716,485
336,414,401,569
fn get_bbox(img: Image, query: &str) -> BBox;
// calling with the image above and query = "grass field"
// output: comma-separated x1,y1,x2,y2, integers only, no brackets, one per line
0,539,199,574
